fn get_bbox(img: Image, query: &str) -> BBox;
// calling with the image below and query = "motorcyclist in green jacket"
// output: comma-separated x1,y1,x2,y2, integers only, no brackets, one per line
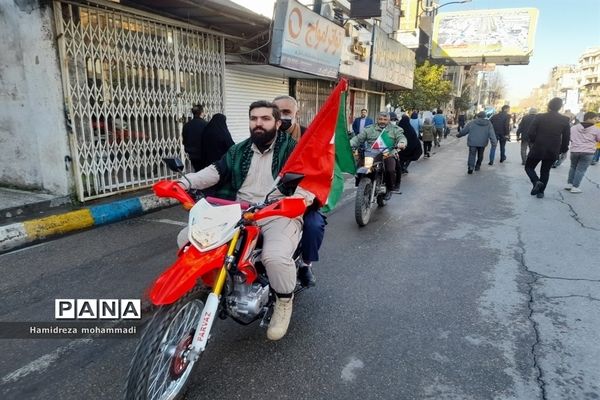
350,111,407,198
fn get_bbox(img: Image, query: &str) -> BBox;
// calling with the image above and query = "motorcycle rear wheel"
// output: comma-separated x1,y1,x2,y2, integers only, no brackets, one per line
355,177,372,227
125,288,209,400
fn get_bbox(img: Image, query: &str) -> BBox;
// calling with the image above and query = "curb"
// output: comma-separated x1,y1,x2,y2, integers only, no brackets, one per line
0,194,176,254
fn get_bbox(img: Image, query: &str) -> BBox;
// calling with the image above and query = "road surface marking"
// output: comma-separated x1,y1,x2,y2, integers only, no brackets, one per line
341,357,364,382
144,218,187,227
1,339,92,384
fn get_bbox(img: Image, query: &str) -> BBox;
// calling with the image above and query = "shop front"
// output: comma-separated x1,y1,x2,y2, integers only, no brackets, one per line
269,0,343,127
370,25,416,114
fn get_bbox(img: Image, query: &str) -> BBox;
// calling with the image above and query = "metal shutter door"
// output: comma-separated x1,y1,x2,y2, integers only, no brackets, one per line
224,67,289,143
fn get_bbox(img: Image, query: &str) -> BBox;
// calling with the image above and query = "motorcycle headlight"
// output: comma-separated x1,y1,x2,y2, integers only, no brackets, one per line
364,156,374,169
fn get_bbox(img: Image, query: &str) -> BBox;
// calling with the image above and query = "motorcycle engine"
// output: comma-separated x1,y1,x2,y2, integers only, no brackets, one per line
226,277,270,322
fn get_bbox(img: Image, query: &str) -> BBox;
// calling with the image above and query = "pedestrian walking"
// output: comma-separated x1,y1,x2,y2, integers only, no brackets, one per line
592,142,600,165
489,105,511,165
352,108,374,135
197,113,235,171
457,113,466,133
456,111,497,174
565,111,600,193
432,109,446,147
517,108,537,165
397,114,423,174
409,111,422,137
421,118,435,157
182,104,208,171
524,97,571,199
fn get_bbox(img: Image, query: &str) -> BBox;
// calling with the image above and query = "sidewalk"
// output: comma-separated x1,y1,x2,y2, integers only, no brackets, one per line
0,188,176,254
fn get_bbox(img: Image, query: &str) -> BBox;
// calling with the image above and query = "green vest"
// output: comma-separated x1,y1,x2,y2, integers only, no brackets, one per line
214,132,297,200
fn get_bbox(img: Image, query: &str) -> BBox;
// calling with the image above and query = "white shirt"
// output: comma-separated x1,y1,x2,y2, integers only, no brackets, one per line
181,140,314,205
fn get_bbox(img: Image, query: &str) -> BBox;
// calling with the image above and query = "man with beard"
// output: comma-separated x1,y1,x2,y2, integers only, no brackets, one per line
178,100,313,341
350,111,407,199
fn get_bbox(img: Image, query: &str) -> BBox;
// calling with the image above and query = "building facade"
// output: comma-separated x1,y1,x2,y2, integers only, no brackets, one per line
578,47,600,112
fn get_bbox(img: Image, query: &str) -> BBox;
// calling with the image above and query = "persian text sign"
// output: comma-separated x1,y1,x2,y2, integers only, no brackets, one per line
370,26,415,89
432,8,539,65
270,0,343,78
339,24,371,80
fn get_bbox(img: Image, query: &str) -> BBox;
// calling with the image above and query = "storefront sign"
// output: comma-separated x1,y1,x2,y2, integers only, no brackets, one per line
339,24,371,80
270,0,344,78
370,26,415,89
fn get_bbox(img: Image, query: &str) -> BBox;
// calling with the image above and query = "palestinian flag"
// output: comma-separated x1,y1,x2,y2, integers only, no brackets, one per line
279,78,355,211
371,129,394,150
321,91,356,213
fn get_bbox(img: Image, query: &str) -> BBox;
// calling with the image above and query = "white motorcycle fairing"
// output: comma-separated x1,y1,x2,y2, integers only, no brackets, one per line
188,198,241,252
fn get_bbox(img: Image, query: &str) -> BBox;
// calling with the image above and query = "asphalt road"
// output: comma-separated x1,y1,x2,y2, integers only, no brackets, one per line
1,134,599,400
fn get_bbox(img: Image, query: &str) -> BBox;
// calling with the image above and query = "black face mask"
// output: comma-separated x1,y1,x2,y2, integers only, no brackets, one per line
250,126,277,149
280,117,293,132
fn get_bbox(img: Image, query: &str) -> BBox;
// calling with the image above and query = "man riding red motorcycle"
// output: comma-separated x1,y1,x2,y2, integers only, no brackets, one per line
176,100,314,341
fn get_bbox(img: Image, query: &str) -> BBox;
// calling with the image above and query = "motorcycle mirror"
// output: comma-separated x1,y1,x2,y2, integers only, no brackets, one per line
163,157,185,173
278,172,304,196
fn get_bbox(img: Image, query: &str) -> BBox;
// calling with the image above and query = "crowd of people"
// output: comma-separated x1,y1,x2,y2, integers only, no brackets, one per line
178,96,599,341
455,98,600,197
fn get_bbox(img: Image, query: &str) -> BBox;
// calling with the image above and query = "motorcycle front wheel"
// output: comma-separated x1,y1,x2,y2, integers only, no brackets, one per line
355,177,373,227
125,288,208,400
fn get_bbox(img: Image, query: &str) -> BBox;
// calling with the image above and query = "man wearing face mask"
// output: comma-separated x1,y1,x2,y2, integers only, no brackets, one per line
178,100,314,341
273,95,306,141
273,95,324,288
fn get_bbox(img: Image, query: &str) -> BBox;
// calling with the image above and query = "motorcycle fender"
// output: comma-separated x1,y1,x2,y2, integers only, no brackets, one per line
356,167,371,175
148,244,228,305
355,170,373,186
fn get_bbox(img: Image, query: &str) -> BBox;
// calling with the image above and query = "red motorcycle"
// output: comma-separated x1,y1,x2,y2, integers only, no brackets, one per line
125,159,307,400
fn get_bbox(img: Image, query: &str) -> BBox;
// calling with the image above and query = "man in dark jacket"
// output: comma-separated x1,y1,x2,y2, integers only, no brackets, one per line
182,104,208,171
457,111,497,174
489,105,511,165
525,98,571,198
517,108,537,165
352,109,374,135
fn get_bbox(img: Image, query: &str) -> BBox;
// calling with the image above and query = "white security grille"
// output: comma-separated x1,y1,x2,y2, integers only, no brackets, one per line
295,79,335,127
53,1,225,201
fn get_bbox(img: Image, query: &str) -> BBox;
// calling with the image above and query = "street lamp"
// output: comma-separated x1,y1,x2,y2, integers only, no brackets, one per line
416,0,472,61
422,0,472,17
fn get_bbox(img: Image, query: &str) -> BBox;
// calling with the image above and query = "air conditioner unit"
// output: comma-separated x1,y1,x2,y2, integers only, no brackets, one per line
320,4,335,21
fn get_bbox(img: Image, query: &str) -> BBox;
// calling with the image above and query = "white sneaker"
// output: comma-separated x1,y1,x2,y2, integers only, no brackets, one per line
570,187,582,193
564,184,573,191
267,295,293,341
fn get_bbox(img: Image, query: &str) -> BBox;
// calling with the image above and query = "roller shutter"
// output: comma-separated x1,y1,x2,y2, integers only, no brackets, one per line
224,66,289,143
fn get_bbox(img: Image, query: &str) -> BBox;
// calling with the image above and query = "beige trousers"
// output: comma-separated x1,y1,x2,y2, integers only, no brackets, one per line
177,216,302,294
258,217,303,294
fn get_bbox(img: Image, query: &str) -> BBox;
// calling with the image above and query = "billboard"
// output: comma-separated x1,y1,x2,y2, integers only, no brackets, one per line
270,0,344,78
432,8,539,65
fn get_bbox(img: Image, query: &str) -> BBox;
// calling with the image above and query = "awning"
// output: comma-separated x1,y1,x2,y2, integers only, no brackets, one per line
120,0,271,40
